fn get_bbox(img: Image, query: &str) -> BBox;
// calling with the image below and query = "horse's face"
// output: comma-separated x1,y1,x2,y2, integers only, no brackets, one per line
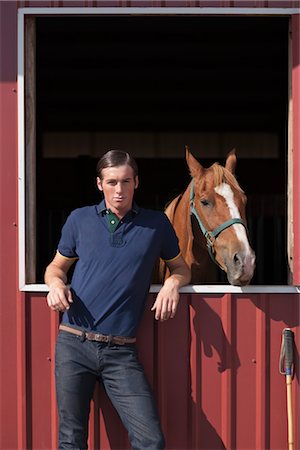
187,150,256,286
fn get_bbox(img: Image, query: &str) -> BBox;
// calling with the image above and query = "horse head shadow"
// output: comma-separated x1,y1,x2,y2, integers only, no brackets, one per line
192,296,241,373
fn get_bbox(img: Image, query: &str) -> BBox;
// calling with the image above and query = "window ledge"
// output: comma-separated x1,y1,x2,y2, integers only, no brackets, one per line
20,284,300,294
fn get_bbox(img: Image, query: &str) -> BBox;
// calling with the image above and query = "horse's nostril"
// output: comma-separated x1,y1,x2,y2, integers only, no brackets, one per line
233,253,243,267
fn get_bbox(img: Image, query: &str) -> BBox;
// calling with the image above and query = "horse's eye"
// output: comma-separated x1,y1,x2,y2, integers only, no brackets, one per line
200,199,210,207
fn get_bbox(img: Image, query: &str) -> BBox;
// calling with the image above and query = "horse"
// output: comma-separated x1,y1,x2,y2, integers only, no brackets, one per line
162,148,256,286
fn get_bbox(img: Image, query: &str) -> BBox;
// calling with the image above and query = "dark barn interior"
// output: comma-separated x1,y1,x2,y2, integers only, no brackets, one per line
35,15,289,284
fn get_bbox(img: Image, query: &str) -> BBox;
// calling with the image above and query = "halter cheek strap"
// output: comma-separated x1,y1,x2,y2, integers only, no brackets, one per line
189,179,247,270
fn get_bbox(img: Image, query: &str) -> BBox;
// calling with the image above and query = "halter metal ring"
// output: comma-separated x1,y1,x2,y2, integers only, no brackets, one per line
205,231,216,248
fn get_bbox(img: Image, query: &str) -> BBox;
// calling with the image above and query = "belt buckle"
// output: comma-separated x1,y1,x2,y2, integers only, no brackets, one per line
94,333,106,343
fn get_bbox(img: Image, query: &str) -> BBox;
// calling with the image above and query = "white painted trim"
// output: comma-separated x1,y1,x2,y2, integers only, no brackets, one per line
17,5,299,291
150,285,300,294
21,283,300,294
18,10,26,290
17,7,300,16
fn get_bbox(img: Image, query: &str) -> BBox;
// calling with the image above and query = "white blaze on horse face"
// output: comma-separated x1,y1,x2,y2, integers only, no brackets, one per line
214,183,250,251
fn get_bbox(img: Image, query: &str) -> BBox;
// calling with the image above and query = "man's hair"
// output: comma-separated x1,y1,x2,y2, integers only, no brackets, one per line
96,150,139,180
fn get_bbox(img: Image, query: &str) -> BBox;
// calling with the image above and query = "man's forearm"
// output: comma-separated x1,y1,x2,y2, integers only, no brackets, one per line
165,269,191,289
44,264,68,288
167,256,191,289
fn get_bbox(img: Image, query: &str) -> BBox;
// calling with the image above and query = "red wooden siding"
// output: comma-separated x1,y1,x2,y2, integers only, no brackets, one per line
6,292,300,450
1,2,300,449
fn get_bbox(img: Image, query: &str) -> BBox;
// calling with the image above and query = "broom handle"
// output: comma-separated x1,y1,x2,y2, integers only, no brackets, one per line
286,374,294,450
283,328,294,450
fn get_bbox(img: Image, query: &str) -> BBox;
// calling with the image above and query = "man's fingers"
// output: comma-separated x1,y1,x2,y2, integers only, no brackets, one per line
151,299,161,320
68,290,73,303
160,300,169,320
151,298,172,321
47,287,72,312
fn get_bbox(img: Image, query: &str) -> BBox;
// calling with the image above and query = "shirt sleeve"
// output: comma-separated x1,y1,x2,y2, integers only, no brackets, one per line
57,211,79,259
160,213,180,261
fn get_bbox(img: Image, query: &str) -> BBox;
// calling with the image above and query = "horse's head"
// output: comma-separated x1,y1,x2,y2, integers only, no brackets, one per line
186,148,256,286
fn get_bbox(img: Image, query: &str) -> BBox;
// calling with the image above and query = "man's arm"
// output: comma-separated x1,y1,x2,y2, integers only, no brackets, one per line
151,255,191,321
44,251,76,312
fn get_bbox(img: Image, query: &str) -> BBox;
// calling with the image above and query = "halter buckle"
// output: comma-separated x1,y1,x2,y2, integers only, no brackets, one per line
205,231,216,248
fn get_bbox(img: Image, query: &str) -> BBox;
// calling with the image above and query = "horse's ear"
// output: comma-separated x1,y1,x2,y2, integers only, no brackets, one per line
185,146,203,177
225,149,237,174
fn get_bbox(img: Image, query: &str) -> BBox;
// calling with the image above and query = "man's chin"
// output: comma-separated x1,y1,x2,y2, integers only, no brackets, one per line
113,201,125,208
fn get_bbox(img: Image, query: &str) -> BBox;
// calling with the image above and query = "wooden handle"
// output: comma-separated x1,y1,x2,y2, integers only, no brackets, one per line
286,374,294,450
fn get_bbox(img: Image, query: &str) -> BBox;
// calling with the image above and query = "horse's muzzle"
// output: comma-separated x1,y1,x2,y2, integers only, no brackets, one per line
226,249,256,286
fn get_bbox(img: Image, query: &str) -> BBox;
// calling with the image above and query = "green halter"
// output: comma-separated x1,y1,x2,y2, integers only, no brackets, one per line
189,179,247,270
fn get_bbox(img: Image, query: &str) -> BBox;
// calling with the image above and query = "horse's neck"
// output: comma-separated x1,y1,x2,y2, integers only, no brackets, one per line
164,193,183,223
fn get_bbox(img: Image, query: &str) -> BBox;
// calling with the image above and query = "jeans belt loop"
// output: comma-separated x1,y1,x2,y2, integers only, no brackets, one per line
80,330,86,343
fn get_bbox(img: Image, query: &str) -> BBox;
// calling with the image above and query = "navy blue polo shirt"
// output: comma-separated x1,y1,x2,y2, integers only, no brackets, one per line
58,200,180,336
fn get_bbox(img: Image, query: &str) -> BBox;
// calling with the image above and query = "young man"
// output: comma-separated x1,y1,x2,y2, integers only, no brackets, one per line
45,150,191,450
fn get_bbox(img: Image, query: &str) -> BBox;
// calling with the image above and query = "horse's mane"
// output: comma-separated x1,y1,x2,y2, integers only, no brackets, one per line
211,163,244,194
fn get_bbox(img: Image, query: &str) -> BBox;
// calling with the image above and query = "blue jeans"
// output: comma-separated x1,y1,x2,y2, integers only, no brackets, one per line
55,330,165,450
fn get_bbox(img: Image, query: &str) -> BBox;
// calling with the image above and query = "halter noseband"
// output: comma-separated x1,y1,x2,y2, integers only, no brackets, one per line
189,179,247,270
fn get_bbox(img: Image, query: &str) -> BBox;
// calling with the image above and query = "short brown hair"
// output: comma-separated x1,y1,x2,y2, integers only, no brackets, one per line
96,150,138,180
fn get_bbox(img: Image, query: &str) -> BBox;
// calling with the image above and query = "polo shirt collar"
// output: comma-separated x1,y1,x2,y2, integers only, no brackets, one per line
96,200,139,217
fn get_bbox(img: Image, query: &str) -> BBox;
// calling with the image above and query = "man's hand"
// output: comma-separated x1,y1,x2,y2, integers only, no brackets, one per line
44,251,76,313
47,281,73,312
151,254,191,321
151,278,180,321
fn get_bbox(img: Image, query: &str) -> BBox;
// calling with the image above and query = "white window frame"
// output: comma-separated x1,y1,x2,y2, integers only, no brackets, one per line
18,6,300,294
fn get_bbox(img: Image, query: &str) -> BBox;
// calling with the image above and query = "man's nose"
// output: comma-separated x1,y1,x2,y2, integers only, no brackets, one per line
116,182,123,193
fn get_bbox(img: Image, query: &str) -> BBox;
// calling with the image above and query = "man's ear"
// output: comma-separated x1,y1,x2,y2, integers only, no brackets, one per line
134,176,139,189
96,177,103,191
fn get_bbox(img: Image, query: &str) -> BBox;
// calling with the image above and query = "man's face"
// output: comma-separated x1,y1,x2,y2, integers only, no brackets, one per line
97,164,138,217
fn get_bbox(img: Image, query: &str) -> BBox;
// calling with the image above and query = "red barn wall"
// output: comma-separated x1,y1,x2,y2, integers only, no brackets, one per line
5,292,300,450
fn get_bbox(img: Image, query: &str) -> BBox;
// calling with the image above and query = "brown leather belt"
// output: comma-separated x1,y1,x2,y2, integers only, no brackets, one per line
59,324,136,345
